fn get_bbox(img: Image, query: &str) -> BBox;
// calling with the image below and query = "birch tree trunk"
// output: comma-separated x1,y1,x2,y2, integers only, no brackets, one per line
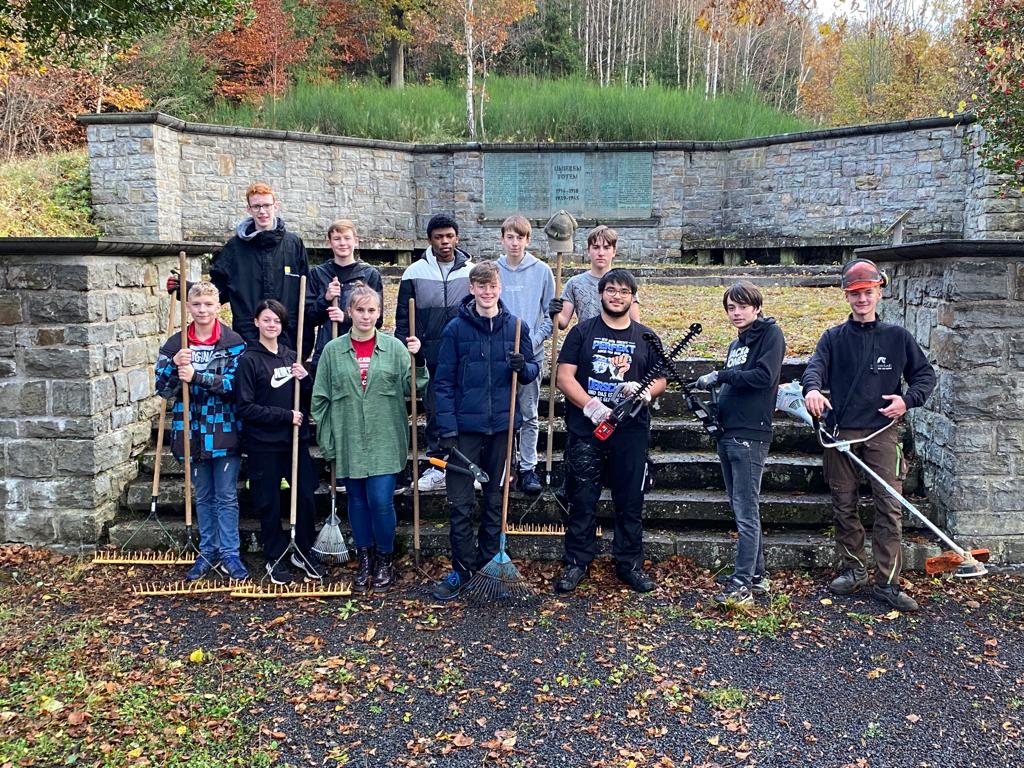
465,0,475,139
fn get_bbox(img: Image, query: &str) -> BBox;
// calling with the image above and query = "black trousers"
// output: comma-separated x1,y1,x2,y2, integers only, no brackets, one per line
563,428,649,572
446,431,510,577
246,447,317,561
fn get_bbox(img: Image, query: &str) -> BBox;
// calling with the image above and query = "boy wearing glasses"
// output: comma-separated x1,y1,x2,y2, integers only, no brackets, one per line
167,182,310,351
554,268,665,595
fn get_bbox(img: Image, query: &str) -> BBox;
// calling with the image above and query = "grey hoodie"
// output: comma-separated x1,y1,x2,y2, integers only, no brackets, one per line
496,252,555,358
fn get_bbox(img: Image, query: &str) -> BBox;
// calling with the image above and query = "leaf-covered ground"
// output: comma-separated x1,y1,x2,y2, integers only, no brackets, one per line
380,284,846,358
2,545,1022,767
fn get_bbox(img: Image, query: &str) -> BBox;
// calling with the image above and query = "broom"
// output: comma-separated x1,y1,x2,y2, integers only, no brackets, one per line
312,297,351,563
95,291,194,566
234,275,351,598
466,319,532,602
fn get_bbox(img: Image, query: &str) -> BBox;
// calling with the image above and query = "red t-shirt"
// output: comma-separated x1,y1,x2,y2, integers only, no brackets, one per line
351,336,375,389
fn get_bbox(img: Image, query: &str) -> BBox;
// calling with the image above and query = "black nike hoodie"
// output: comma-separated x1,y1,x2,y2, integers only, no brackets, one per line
234,342,312,452
715,316,786,441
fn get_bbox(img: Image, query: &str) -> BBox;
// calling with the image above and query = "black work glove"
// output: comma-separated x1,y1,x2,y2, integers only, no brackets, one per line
439,434,457,453
547,297,564,318
507,352,525,373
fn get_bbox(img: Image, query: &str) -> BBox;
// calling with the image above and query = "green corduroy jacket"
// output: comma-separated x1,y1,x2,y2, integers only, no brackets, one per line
311,330,428,480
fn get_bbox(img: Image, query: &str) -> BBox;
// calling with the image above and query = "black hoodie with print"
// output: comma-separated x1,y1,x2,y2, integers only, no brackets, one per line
234,342,313,452
715,316,786,441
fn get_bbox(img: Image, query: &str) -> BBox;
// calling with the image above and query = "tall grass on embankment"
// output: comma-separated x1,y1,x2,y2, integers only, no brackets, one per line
205,76,812,143
0,150,98,237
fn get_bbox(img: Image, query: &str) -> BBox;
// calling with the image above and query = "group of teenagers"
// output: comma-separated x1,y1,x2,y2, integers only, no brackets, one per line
156,182,935,613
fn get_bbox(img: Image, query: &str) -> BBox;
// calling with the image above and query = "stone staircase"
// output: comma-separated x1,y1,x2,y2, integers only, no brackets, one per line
110,358,946,572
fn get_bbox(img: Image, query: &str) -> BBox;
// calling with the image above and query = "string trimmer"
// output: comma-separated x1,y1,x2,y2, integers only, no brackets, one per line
775,380,989,578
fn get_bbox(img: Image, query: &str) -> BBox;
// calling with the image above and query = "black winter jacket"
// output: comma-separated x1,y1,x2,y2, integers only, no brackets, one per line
802,316,936,431
305,259,384,367
394,247,473,370
434,296,539,437
234,342,313,452
210,217,309,351
716,317,786,441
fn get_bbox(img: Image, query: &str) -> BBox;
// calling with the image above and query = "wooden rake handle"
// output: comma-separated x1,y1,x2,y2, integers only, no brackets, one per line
545,251,564,477
290,275,308,528
409,298,420,558
178,251,192,528
152,292,177,498
329,298,338,501
500,319,522,535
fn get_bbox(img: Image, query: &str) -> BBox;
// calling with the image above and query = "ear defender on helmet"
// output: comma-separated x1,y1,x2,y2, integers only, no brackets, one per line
841,258,889,291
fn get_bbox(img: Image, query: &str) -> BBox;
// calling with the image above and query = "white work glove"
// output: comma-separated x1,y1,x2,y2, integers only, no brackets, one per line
583,397,613,425
696,370,719,390
618,381,651,403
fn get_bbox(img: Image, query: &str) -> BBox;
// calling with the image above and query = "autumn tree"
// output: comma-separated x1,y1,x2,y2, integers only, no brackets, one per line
206,0,311,103
358,1,431,88
965,0,1024,187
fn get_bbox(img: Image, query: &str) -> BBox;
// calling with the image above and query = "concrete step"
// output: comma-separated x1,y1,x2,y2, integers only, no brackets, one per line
103,518,942,574
125,475,938,530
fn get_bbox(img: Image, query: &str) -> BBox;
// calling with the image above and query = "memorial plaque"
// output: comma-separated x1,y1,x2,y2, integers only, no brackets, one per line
484,152,652,220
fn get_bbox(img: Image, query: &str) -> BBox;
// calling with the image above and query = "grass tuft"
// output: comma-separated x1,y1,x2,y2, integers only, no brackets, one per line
0,150,98,237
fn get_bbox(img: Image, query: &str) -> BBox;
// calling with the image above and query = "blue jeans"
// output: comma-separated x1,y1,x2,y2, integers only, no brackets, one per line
717,437,769,587
191,455,242,559
344,474,398,554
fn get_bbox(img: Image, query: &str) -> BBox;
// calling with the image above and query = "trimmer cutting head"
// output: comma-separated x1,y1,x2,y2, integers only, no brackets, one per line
924,549,990,578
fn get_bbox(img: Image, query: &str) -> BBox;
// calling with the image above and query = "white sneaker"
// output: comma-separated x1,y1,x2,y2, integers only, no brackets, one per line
417,466,446,492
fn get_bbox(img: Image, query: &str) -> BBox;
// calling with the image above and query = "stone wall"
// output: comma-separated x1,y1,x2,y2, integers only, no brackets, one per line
0,242,204,548
871,242,1024,562
82,113,1022,264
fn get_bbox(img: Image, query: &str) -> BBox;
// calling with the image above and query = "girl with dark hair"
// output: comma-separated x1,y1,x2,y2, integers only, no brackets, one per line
312,285,428,593
235,299,324,584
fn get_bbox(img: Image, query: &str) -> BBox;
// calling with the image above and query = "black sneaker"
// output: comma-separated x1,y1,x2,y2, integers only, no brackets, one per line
871,584,920,612
829,566,869,595
554,564,587,593
518,469,542,495
266,562,293,585
714,578,754,607
617,568,656,593
431,571,466,601
290,553,325,581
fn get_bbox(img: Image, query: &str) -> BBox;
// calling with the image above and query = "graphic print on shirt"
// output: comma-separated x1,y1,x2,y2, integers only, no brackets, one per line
587,336,636,401
190,344,215,374
270,366,293,388
725,345,749,369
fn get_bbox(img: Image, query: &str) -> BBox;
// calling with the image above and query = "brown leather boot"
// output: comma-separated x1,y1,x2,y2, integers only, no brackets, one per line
353,547,373,594
373,552,394,593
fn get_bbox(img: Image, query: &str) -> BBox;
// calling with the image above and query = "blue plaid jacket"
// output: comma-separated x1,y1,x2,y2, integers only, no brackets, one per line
155,323,246,461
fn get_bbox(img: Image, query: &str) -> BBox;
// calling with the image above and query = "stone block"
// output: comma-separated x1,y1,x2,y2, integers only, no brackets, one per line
128,368,151,401
56,430,133,474
121,339,150,367
6,264,53,290
23,347,105,378
20,415,108,438
938,304,1023,330
6,439,55,477
3,506,58,544
0,359,15,377
54,502,117,546
0,380,47,417
65,323,117,347
27,476,101,510
943,261,1011,301
52,377,117,416
933,328,1008,368
0,293,23,325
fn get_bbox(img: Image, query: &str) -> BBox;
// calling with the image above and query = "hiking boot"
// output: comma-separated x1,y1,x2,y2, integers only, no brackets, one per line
829,566,869,595
266,561,293,585
872,584,920,613
518,469,542,495
617,567,657,593
373,552,395,593
353,547,373,594
554,564,587,594
418,467,446,492
431,571,466,602
220,555,249,581
185,556,219,582
714,578,754,607
291,553,325,581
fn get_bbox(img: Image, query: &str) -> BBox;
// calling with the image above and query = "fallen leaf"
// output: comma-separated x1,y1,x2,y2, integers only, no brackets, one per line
452,732,474,748
67,710,87,726
906,713,921,723
820,598,833,606
188,649,205,664
867,667,886,679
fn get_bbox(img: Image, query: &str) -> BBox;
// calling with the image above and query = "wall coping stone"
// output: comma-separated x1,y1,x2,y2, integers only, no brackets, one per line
857,239,1024,261
78,111,977,154
0,238,221,257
